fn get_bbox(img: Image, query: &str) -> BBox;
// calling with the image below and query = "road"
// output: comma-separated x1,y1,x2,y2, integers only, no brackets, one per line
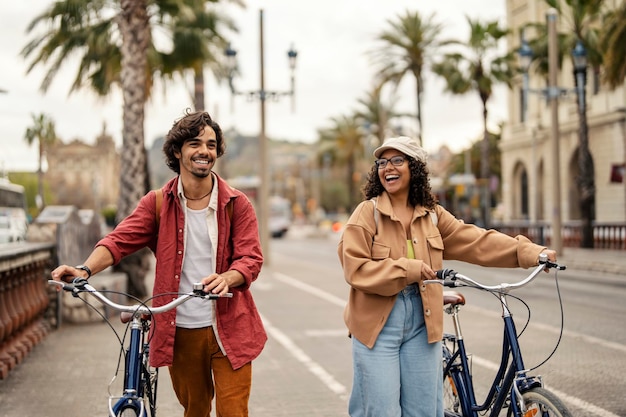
1,227,624,416
256,228,626,417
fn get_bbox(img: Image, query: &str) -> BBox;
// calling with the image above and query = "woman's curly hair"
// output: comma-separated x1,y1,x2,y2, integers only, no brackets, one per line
162,109,225,174
362,156,438,209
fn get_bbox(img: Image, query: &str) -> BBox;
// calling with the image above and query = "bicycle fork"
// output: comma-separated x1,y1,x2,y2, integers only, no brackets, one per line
109,317,146,417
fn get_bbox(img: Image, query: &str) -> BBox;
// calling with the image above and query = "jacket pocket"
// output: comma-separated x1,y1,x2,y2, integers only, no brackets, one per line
371,242,391,260
426,234,444,266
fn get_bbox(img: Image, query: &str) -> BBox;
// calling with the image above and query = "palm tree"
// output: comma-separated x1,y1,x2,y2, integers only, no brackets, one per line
432,17,515,228
160,0,241,111
319,114,366,210
354,83,411,147
369,10,446,147
600,1,626,88
21,0,224,298
24,113,58,211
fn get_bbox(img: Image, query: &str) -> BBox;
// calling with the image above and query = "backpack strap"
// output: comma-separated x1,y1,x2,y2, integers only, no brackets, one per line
370,197,438,232
154,189,163,227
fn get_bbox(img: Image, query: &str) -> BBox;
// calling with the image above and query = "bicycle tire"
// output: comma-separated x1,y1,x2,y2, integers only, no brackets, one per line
118,406,140,417
506,387,573,417
442,341,463,417
143,365,158,417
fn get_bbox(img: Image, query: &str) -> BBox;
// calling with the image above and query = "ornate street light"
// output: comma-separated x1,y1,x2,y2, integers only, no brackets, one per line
571,39,595,248
224,9,297,264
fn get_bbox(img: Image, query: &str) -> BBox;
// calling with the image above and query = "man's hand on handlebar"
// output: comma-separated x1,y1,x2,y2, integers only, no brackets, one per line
50,265,89,285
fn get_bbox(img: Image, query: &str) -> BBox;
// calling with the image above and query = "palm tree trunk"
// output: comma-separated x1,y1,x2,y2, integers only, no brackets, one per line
415,76,423,147
575,69,595,248
480,104,490,228
37,140,44,210
194,67,205,111
116,0,151,298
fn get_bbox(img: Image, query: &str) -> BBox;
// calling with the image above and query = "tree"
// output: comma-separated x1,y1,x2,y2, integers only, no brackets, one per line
432,17,515,227
354,83,411,147
600,1,626,88
21,0,205,297
369,10,446,147
160,0,241,111
24,113,58,211
318,114,366,211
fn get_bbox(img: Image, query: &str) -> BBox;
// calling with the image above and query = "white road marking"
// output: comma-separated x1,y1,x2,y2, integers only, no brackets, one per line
260,313,348,397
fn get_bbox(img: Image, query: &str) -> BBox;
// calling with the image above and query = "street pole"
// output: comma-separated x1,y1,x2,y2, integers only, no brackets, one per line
225,10,297,266
547,9,563,255
258,9,270,264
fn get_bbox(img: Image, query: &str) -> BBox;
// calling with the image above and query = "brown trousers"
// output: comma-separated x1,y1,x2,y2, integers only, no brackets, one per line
169,327,252,417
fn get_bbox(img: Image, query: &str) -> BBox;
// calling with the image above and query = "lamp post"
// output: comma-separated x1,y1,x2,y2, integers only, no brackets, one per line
571,40,594,248
517,9,563,255
225,9,297,264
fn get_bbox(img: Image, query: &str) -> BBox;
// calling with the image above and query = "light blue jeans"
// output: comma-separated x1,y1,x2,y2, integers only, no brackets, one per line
349,285,443,417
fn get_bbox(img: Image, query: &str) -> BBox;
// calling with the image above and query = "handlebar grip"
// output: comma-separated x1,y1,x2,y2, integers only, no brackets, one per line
436,269,456,280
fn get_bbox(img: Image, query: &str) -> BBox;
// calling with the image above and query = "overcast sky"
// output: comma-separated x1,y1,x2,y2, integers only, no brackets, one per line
0,0,508,172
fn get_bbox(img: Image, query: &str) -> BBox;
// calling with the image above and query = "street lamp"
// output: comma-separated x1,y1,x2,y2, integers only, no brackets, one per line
571,39,595,248
225,9,297,264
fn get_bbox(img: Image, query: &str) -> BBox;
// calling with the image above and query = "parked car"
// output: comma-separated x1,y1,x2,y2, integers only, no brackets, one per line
0,214,26,244
269,196,292,238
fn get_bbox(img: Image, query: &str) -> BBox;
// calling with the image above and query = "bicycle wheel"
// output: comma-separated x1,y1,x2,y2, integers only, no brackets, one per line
508,387,573,417
443,372,462,417
442,341,463,417
143,365,158,417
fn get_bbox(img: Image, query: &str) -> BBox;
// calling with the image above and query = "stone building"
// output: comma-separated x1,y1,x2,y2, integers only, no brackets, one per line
501,0,626,223
45,124,120,211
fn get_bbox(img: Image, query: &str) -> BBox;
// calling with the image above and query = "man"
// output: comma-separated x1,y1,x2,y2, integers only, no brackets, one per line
52,110,266,417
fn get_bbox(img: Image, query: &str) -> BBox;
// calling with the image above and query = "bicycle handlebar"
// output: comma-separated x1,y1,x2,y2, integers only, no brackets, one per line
425,253,566,292
48,278,233,316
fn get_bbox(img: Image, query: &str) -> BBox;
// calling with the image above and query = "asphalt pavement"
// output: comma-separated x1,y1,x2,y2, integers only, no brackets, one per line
0,232,623,417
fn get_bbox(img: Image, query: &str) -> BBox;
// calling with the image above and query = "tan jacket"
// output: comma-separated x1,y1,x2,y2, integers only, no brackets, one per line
337,192,546,348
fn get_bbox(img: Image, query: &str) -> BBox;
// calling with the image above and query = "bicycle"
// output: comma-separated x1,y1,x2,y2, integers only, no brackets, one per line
427,254,573,417
49,278,232,417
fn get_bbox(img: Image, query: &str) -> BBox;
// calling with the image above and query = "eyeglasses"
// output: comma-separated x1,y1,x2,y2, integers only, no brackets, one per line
375,155,406,169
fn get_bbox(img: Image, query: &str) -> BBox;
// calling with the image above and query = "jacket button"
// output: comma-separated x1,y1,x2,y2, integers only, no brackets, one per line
179,229,183,233
413,238,418,244
170,321,175,326
420,284,426,292
178,250,182,255
424,309,431,317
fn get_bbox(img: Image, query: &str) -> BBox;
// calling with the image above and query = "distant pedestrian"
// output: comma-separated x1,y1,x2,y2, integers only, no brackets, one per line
52,109,266,417
337,136,556,416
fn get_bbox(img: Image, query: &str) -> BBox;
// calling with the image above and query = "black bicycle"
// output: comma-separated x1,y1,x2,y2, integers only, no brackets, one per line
49,278,231,417
428,254,573,417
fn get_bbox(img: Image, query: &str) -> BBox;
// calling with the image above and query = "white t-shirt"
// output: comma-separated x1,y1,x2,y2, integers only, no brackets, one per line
176,205,214,328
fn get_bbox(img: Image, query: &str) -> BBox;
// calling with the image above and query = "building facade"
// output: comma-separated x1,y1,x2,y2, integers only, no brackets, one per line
501,0,626,223
45,124,120,212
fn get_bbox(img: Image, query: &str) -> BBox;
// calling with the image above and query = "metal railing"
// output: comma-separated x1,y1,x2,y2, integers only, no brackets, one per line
492,221,626,250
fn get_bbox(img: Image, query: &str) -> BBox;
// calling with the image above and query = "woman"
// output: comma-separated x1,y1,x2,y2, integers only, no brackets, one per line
337,136,556,417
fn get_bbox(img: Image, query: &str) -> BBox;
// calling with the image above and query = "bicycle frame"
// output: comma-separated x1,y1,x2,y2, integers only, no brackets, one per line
109,313,150,416
49,278,231,417
439,260,557,417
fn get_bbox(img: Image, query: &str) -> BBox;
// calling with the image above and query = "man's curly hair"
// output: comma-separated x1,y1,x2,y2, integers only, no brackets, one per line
162,109,225,174
362,156,438,209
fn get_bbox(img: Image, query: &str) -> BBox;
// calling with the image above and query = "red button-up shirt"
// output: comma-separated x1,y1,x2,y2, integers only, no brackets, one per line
97,174,266,369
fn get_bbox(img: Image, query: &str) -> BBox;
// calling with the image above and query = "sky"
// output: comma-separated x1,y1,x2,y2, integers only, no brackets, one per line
0,0,509,172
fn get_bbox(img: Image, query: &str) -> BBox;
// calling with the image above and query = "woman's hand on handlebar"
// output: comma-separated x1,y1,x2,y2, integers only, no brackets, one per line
540,249,557,272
